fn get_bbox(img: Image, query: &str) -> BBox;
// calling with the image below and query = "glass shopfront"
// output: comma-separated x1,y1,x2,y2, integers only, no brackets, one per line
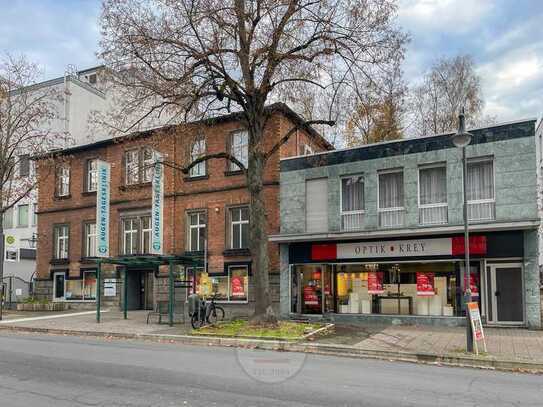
291,261,481,317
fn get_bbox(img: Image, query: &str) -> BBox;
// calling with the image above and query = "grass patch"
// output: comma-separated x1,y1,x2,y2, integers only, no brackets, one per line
194,320,324,340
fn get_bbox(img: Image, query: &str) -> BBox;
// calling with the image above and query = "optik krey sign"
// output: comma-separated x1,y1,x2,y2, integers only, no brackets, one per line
96,160,111,257
151,153,164,254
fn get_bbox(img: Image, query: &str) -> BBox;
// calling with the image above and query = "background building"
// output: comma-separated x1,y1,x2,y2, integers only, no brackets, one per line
273,119,541,329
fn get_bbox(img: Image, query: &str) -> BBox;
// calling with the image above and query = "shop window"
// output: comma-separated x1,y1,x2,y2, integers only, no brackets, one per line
378,170,405,228
229,130,248,171
189,138,206,177
84,223,97,257
341,175,364,231
86,159,98,192
228,207,249,249
187,211,206,252
467,158,495,221
418,165,448,225
189,266,248,302
17,204,29,227
53,225,69,259
56,165,70,197
65,271,97,301
305,178,328,233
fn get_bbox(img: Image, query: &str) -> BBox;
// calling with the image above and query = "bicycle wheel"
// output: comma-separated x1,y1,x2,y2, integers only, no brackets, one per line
191,313,203,329
214,306,225,321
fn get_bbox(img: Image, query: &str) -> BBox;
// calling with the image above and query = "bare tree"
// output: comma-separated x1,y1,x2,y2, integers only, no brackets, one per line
409,54,491,137
0,54,66,319
99,0,407,323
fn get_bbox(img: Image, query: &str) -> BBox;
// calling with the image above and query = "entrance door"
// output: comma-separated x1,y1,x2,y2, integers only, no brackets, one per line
487,264,523,324
53,272,65,301
126,270,155,310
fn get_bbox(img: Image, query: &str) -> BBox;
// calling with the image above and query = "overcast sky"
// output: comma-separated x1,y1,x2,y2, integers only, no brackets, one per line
1,0,541,122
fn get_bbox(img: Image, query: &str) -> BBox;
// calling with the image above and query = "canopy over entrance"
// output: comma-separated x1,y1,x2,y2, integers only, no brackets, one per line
93,254,204,326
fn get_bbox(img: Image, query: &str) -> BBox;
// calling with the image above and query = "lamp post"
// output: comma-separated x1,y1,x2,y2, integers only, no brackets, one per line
452,108,474,353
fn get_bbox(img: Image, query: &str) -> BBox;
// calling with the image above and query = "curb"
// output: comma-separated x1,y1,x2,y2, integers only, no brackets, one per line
2,324,542,374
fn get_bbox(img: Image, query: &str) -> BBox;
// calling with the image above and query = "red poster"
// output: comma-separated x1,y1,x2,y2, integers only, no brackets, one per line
368,271,384,294
231,276,245,297
303,285,319,305
417,272,435,296
464,274,479,297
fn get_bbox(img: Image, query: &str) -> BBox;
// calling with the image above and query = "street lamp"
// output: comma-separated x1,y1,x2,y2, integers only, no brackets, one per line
452,107,474,353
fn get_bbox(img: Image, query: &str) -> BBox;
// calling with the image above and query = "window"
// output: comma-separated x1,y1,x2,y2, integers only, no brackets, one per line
19,155,30,177
142,148,155,183
86,159,98,192
306,178,328,233
189,138,206,177
56,165,70,197
419,165,448,225
125,150,139,185
121,215,151,255
467,159,495,221
229,131,248,171
125,148,155,185
122,218,139,255
302,144,314,156
54,225,69,259
65,271,97,301
229,207,249,249
141,216,151,254
3,207,13,229
190,266,248,302
17,204,29,227
31,203,37,226
187,211,206,251
378,170,405,227
84,223,97,257
341,175,364,231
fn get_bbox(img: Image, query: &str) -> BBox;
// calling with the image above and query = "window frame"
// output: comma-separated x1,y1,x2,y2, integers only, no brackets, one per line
17,204,29,228
340,174,365,231
62,270,97,302
124,149,140,185
83,222,97,258
141,215,151,254
121,217,140,255
189,137,207,178
124,147,156,185
187,210,207,252
55,164,71,197
120,213,151,255
18,154,30,177
228,130,249,171
377,168,405,228
53,224,70,260
228,206,249,250
466,157,496,222
417,163,448,225
3,207,14,229
85,158,99,192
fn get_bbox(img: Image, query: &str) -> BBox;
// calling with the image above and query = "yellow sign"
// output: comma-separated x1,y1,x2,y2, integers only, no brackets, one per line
200,272,212,296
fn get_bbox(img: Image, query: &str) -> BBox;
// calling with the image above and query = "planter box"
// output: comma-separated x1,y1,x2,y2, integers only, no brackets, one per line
16,303,66,312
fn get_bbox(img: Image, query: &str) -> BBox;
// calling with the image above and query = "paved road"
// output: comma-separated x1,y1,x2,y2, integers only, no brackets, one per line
0,332,541,407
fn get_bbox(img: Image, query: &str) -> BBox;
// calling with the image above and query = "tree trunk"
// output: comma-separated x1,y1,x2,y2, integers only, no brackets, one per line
247,117,277,325
0,215,4,321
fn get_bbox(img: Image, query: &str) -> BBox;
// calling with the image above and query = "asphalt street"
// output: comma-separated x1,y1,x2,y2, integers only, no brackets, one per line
0,331,541,407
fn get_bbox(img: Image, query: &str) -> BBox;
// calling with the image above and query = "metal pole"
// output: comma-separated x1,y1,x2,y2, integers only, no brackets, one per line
96,260,101,323
124,267,128,320
462,147,474,352
168,261,174,327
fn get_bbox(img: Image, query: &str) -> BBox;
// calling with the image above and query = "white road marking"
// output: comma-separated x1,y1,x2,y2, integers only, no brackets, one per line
0,310,109,324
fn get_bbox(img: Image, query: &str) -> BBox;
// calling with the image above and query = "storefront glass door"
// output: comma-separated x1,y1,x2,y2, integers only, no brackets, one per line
291,265,332,315
487,264,523,324
53,272,65,301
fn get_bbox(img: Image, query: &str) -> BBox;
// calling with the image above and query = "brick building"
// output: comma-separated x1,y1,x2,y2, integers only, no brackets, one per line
33,103,332,316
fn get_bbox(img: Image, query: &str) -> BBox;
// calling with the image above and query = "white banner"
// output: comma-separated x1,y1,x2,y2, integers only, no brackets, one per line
151,153,163,254
336,238,453,259
96,160,110,257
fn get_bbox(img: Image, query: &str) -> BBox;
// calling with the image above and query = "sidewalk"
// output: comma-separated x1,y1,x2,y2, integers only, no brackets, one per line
2,310,543,372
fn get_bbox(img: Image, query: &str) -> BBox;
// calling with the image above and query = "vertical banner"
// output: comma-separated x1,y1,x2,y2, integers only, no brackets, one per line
151,153,163,254
368,271,384,294
96,160,110,257
416,272,435,296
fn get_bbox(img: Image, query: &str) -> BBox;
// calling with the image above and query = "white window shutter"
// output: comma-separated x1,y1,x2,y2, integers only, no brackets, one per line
306,178,328,233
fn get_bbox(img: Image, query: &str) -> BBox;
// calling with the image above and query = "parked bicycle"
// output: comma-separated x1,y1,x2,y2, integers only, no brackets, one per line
189,294,225,329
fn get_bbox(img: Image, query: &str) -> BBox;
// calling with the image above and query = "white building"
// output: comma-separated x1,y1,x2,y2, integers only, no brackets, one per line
2,66,109,303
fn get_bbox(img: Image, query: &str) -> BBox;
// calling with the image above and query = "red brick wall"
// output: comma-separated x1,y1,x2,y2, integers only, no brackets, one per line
36,111,330,281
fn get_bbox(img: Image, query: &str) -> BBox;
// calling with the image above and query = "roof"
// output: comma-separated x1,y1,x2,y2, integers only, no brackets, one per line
34,102,333,159
281,118,537,172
